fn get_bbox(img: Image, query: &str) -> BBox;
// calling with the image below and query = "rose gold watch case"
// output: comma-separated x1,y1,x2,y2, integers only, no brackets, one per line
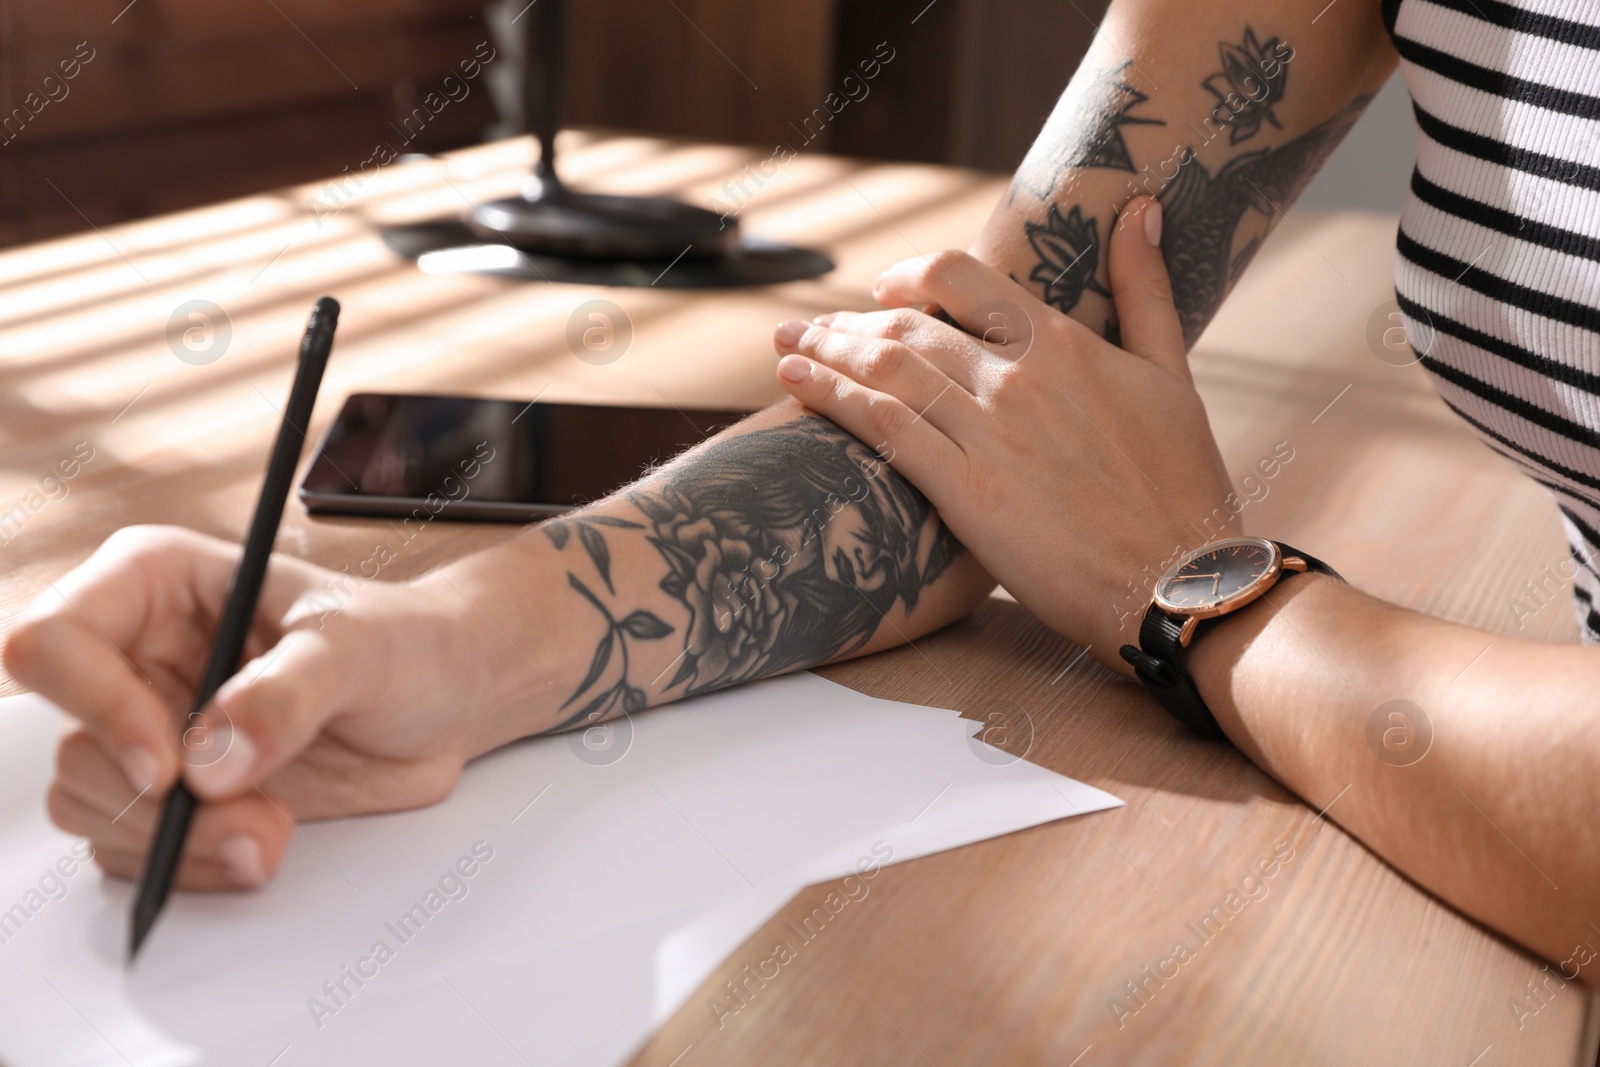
1151,535,1309,646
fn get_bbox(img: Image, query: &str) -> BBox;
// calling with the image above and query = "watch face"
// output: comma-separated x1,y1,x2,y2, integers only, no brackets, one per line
1155,537,1281,615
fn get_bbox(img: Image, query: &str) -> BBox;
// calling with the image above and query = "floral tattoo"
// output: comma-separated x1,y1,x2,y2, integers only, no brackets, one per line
1015,24,1364,344
1202,28,1290,145
543,515,675,730
1023,203,1111,314
631,418,961,696
541,417,963,724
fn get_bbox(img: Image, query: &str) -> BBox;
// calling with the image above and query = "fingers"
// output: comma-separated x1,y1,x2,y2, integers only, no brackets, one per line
2,532,205,794
810,309,988,392
186,627,345,801
89,846,246,891
774,320,983,438
872,249,1011,318
774,353,967,503
1107,197,1189,379
49,728,292,889
6,611,173,792
4,525,339,804
872,250,1060,354
2,525,292,795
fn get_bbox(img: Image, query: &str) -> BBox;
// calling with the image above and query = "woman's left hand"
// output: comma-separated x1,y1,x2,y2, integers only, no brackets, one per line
772,196,1235,673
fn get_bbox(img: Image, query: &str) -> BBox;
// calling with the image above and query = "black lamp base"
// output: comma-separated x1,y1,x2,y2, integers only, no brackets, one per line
382,220,834,289
464,188,736,261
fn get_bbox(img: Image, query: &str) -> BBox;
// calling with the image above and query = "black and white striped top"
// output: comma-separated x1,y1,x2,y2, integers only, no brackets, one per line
1384,0,1600,640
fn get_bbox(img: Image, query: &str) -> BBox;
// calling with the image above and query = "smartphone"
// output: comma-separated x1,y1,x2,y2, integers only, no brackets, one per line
298,392,752,521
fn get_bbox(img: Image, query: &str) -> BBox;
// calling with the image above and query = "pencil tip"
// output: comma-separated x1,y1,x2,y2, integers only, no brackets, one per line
128,905,156,963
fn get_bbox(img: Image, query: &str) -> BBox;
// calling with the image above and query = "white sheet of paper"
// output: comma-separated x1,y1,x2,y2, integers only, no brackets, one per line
0,672,1119,1067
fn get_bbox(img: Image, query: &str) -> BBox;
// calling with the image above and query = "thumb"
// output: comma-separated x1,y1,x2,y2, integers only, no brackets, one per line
1109,197,1189,380
182,629,342,800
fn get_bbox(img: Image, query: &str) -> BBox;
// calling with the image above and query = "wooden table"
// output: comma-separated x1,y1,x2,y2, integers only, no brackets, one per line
1,131,1595,1066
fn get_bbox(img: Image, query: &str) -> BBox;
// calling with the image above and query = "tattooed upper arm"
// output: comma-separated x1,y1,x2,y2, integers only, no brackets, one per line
540,416,964,730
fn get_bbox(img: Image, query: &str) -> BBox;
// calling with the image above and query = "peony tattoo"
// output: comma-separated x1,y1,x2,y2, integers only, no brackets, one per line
539,416,963,723
631,418,961,696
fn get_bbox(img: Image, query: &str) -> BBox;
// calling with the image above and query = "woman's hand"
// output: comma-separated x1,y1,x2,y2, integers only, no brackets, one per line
3,526,493,889
772,197,1235,672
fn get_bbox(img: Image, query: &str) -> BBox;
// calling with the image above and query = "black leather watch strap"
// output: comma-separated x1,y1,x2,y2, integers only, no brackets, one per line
1121,542,1342,736
1122,610,1221,734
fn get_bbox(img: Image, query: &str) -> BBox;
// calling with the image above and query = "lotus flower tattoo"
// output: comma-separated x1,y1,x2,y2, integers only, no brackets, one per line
1203,28,1289,145
1025,203,1111,314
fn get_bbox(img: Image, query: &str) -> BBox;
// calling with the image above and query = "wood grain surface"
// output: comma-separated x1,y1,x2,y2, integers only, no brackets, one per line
0,130,1593,1066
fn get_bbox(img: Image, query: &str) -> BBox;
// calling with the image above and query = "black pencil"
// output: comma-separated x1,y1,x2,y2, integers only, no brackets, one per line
128,296,341,962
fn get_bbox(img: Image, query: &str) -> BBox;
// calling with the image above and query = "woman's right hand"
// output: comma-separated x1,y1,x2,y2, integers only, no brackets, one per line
3,525,496,890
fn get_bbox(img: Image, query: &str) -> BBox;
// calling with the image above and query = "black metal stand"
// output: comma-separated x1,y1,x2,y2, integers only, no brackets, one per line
462,0,733,260
385,0,833,287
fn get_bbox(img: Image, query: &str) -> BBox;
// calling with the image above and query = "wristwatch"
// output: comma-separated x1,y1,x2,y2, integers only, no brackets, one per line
1119,536,1342,735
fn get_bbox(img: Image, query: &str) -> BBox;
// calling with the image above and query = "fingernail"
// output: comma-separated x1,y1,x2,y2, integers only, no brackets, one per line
774,320,808,347
813,312,836,327
872,273,885,293
186,724,257,798
1143,200,1163,247
119,746,158,792
218,835,265,888
777,354,813,384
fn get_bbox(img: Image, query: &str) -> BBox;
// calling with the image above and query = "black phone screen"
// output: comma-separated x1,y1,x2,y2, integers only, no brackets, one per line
299,393,751,521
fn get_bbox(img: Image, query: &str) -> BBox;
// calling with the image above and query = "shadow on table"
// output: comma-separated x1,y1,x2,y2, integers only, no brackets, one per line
818,594,1288,808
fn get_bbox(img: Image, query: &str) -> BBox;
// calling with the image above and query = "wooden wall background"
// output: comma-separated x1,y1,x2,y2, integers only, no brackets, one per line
0,0,1107,249
0,0,497,247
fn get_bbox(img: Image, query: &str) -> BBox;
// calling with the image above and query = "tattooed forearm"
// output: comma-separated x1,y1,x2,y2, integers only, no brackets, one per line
1072,62,1165,173
1159,95,1368,343
1015,26,1366,345
543,416,964,723
631,417,961,696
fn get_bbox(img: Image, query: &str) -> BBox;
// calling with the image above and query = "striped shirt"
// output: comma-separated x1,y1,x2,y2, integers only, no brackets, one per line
1384,0,1600,640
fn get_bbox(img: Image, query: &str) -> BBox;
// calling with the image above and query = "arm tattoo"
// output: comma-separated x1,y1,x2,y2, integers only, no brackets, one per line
545,416,963,725
633,417,961,695
542,514,644,594
543,514,672,729
1015,62,1162,309
556,572,674,729
1072,62,1165,173
1024,203,1111,314
1016,26,1367,345
1201,29,1291,146
1159,95,1368,343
